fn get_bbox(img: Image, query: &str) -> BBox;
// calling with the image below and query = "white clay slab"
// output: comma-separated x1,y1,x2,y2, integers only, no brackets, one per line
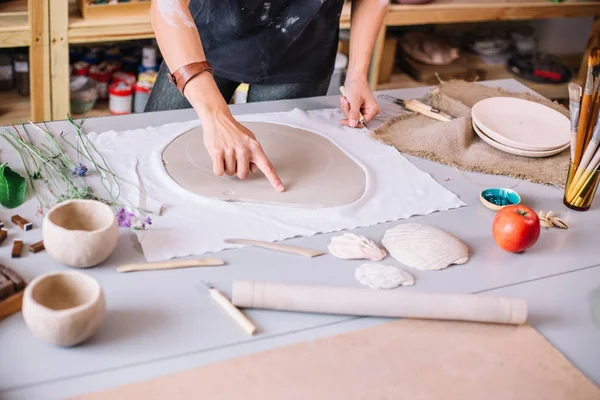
471,97,570,151
161,122,366,209
473,121,570,158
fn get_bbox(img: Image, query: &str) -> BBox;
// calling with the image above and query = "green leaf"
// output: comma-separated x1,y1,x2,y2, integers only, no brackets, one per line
0,163,27,209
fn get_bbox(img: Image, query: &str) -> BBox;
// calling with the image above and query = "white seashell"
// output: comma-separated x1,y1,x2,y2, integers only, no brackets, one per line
382,223,469,271
355,264,415,290
328,233,387,261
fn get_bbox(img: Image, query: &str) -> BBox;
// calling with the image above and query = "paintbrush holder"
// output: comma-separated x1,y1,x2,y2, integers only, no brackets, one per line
563,162,600,212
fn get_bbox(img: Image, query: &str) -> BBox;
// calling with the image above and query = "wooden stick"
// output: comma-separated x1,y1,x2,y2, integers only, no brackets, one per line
405,99,452,122
201,282,256,335
224,239,325,258
117,258,225,273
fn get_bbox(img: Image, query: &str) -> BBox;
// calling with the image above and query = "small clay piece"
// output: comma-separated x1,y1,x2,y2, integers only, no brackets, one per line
11,215,32,231
538,210,569,230
382,223,469,271
0,265,26,291
21,270,106,347
355,264,415,290
43,199,119,268
328,233,387,261
29,240,45,253
11,240,23,258
0,228,7,245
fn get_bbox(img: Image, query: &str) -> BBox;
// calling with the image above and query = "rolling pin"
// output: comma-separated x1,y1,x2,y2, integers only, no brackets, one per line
231,281,527,325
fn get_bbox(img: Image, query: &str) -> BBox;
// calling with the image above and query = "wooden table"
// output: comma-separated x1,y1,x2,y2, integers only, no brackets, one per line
0,79,599,399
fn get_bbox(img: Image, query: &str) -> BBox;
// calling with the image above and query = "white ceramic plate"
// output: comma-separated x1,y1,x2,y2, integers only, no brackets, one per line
473,121,569,158
471,97,570,151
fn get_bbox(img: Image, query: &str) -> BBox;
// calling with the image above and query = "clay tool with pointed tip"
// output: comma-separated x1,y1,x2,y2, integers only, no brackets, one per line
117,258,225,273
224,238,325,258
200,281,256,335
339,85,368,129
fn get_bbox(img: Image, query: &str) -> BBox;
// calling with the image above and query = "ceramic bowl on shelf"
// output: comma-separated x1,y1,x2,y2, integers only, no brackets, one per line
479,188,522,211
42,199,118,268
22,270,106,347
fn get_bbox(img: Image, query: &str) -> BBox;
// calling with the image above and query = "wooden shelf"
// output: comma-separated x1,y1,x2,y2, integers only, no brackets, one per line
68,13,154,44
0,89,31,126
386,0,600,26
0,0,29,48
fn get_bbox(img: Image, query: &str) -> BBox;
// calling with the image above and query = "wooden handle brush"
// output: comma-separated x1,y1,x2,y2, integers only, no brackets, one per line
574,48,600,165
567,113,600,202
568,83,582,162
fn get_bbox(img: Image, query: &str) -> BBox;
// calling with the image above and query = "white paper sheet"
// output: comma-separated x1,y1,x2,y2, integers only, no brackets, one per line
88,108,465,261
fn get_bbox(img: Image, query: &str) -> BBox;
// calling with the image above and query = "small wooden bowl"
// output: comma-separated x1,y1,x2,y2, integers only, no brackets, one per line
479,188,522,211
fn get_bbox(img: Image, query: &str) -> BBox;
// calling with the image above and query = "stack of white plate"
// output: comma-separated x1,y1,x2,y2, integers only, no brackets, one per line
471,97,571,158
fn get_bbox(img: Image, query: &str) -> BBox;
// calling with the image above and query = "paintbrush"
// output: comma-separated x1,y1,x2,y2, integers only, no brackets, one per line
574,47,600,165
568,83,582,162
339,86,368,129
378,94,452,122
567,112,600,201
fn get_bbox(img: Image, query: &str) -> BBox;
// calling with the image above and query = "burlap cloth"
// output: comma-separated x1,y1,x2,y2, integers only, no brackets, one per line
371,80,570,188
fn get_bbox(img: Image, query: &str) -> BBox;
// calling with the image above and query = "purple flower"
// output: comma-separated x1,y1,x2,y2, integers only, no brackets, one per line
116,208,134,228
145,217,152,226
72,163,88,177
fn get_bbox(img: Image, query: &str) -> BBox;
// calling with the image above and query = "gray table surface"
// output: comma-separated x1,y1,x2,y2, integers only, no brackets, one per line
1,79,598,399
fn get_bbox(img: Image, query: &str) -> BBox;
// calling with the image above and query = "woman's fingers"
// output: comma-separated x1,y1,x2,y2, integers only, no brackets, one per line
251,143,284,192
212,150,225,176
236,148,251,180
224,149,236,176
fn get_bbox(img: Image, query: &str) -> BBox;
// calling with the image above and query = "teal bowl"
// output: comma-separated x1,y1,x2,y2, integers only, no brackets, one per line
479,188,522,211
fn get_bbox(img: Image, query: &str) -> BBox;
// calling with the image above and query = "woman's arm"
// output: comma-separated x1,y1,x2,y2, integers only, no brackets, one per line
149,0,284,191
340,0,388,127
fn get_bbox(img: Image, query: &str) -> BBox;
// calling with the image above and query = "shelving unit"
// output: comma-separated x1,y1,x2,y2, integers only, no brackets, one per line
0,0,50,126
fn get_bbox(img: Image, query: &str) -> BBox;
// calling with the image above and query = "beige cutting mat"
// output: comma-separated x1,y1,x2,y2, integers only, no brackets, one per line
372,80,571,188
73,319,599,400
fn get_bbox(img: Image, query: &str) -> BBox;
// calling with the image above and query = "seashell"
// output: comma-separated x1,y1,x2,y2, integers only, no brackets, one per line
551,217,568,229
355,264,415,290
328,233,387,261
538,210,546,219
546,211,555,220
539,217,553,228
381,223,469,271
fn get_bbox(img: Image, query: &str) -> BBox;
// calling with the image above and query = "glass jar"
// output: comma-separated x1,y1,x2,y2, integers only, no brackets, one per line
13,51,30,96
0,51,14,91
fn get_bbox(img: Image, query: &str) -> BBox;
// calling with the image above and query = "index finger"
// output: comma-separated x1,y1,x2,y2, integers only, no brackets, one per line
251,146,284,192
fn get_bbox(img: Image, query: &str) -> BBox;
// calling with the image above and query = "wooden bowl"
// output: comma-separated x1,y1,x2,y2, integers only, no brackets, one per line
479,188,522,211
22,271,105,347
43,199,118,268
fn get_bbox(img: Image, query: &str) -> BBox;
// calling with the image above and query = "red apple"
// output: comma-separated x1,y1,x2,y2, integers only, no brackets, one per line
492,205,540,253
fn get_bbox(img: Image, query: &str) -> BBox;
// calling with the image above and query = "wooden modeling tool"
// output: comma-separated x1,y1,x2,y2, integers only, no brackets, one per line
339,86,368,129
0,228,7,245
0,265,26,319
379,94,452,122
117,258,225,273
224,238,325,258
200,281,256,335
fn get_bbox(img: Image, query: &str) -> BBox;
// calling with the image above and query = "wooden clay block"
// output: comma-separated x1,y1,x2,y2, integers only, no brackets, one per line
0,228,7,245
11,240,23,258
0,274,15,301
0,265,26,291
29,240,45,253
11,215,32,231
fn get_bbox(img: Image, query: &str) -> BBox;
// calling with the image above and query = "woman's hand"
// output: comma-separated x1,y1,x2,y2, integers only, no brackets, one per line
340,75,380,128
201,109,284,192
